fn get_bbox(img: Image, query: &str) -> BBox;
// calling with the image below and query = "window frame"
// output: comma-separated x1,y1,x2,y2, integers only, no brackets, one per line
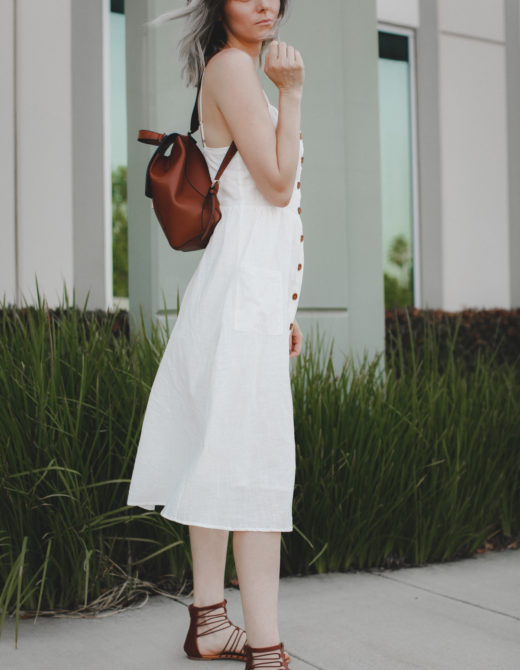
378,22,422,307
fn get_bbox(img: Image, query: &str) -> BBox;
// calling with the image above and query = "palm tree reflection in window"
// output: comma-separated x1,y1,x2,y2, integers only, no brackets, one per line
384,234,413,309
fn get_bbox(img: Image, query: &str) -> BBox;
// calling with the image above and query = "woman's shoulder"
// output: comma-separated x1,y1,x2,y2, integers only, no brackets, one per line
206,47,255,77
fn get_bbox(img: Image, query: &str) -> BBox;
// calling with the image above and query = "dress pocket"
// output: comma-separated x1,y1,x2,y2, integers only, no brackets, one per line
234,265,284,336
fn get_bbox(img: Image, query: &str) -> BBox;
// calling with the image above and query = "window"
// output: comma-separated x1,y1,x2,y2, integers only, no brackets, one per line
110,0,128,304
378,27,420,309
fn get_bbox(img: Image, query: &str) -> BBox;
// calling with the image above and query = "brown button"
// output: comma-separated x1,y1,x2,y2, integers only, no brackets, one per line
301,156,304,164
289,322,294,330
300,234,304,242
292,293,298,300
298,207,301,214
297,181,301,189
297,263,302,270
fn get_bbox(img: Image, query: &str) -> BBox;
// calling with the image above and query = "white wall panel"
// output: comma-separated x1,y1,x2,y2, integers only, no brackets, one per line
439,33,510,308
16,0,74,306
439,0,505,42
377,0,420,28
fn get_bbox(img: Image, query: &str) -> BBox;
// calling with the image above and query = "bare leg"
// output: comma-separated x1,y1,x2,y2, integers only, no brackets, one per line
190,525,228,606
233,530,282,647
188,525,247,655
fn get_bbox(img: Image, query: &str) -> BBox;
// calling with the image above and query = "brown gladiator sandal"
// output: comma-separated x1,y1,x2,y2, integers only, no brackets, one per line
245,641,290,669
183,598,247,661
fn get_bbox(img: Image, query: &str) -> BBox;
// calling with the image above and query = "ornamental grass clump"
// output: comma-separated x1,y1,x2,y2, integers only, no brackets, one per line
0,286,518,643
286,318,519,573
0,286,191,644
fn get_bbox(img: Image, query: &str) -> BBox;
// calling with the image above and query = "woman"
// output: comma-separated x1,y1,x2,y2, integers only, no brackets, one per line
127,1,305,668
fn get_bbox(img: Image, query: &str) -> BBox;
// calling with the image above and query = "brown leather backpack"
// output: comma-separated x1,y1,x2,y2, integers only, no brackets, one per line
137,81,237,251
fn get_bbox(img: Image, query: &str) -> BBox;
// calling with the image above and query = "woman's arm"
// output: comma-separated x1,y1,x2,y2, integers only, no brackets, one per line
207,44,304,207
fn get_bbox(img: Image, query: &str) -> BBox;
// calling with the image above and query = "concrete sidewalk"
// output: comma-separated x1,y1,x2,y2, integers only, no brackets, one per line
1,549,518,669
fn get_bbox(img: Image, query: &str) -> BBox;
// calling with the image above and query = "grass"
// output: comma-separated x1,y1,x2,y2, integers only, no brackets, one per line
0,285,518,644
285,319,519,573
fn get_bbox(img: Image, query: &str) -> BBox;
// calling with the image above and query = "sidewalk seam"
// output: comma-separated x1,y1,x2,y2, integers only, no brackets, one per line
375,574,520,621
284,650,328,670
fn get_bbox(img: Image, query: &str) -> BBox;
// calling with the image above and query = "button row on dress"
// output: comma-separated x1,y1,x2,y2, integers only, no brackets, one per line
290,138,304,331
289,251,303,329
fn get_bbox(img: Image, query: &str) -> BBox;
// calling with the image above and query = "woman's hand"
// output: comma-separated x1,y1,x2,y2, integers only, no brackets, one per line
289,320,303,358
264,40,304,95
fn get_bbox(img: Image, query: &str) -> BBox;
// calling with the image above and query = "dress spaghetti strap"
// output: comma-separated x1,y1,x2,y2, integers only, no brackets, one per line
198,68,207,148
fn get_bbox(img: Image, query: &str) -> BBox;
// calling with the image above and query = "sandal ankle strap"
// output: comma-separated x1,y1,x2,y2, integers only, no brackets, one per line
188,598,227,612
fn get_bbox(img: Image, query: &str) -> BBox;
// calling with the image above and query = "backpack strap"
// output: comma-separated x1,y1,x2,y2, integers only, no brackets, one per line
213,144,237,182
190,75,238,184
138,73,238,181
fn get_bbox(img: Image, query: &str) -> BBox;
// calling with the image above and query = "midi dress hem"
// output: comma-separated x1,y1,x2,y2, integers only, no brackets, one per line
129,502,293,532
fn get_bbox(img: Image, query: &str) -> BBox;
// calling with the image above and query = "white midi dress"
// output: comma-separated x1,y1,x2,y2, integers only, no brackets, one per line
126,74,305,531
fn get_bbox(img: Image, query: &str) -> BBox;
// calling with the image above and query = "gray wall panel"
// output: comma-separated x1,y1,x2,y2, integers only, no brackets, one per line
0,0,17,305
505,0,520,307
127,0,385,368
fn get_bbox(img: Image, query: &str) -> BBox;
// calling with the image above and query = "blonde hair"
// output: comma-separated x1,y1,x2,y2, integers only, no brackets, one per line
144,0,292,87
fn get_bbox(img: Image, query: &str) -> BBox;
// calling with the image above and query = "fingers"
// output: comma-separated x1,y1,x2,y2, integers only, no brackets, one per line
269,40,291,63
288,329,304,357
266,39,304,91
278,42,289,63
273,42,303,72
265,39,280,71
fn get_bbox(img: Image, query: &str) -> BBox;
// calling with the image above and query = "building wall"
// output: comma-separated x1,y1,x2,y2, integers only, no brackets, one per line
71,0,113,311
1,0,518,343
0,0,112,310
381,0,519,311
415,0,445,309
0,0,16,305
1,0,74,307
18,0,75,306
378,0,420,27
505,0,520,308
438,0,511,310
